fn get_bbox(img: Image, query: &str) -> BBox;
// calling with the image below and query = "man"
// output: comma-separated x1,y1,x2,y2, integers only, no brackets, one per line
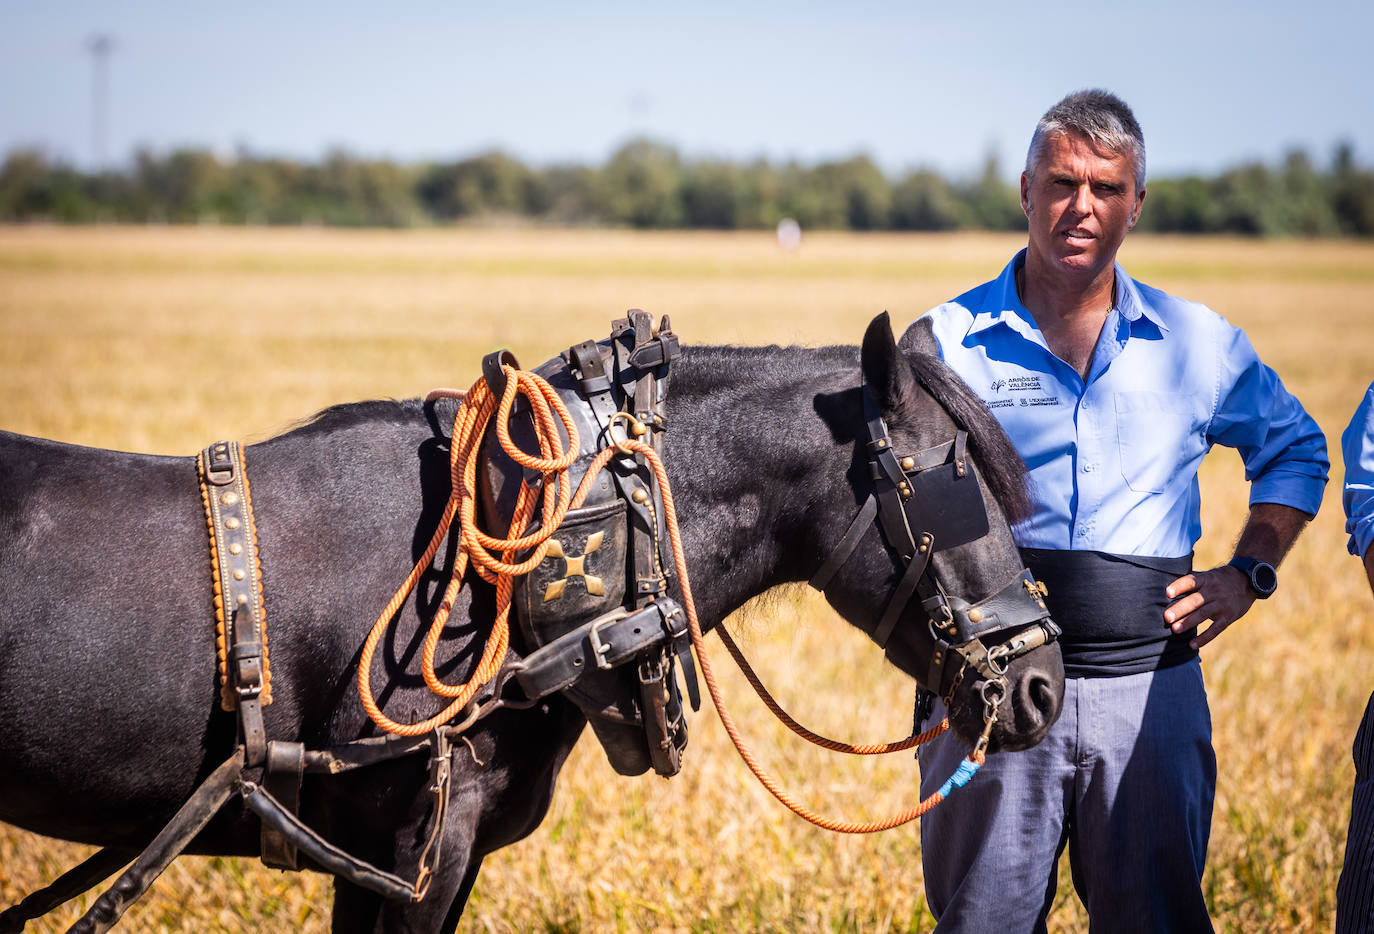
900,89,1328,932
1339,381,1374,933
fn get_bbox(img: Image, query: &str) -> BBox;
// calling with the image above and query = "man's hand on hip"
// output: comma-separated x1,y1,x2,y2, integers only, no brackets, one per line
1164,567,1257,650
1160,502,1313,650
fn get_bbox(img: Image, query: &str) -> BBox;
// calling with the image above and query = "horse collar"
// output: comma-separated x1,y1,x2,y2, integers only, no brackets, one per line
484,310,699,779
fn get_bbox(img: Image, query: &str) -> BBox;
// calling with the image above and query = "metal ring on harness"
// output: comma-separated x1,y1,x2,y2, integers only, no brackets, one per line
606,410,647,454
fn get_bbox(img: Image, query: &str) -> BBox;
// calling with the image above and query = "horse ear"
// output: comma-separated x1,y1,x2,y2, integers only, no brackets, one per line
897,314,939,356
861,312,918,413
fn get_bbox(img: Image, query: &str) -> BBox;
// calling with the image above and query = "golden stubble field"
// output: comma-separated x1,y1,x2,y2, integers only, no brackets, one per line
1,226,1371,932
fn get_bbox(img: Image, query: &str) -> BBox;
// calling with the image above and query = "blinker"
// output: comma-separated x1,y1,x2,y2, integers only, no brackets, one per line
902,459,990,552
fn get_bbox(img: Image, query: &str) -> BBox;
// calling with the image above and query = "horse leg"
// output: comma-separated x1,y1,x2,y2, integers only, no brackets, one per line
437,856,483,934
327,809,479,934
328,855,470,934
329,855,481,934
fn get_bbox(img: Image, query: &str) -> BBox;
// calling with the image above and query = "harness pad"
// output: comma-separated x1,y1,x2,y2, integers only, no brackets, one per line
480,313,692,777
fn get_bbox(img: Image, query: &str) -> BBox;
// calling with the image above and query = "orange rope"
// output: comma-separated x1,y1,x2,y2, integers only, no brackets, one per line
713,625,948,754
624,435,976,833
357,366,586,736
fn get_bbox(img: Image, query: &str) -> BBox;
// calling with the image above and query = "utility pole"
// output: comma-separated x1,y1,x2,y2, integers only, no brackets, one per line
86,33,115,169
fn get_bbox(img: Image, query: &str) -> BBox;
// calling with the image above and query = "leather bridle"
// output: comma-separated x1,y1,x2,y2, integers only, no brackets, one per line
808,377,1060,729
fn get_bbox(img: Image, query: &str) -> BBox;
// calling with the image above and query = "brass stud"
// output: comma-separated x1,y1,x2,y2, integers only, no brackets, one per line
876,439,886,448
968,608,983,623
918,544,928,554
901,456,915,471
225,517,241,530
229,543,243,555
236,594,248,605
631,421,647,437
233,569,246,581
631,489,650,505
220,491,240,507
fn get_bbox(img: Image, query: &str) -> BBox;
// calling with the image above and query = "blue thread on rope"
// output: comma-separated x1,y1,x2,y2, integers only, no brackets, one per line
937,757,982,799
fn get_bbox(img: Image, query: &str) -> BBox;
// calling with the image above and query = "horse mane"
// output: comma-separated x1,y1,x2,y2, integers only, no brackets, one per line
900,350,1032,526
275,399,423,439
670,342,1030,525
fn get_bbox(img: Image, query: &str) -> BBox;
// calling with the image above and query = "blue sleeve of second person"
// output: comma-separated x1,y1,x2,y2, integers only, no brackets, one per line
1343,382,1374,558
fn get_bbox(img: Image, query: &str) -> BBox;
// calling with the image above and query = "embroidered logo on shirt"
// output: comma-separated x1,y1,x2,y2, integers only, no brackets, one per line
1006,376,1043,392
985,375,1055,408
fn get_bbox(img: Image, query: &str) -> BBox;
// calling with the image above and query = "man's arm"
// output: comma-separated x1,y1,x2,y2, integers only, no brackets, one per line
1163,502,1313,650
1364,545,1374,597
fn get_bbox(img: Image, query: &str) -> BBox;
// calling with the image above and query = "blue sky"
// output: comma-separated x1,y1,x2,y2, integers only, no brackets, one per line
3,1,1372,181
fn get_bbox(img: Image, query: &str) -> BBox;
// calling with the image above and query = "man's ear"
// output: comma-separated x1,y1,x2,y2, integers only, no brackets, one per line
1128,186,1147,229
860,312,918,414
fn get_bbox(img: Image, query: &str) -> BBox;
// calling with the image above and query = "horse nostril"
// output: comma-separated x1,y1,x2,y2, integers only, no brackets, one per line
1023,671,1062,728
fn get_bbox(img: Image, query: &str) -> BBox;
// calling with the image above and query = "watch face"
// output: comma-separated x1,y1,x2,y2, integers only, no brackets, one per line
1251,562,1278,595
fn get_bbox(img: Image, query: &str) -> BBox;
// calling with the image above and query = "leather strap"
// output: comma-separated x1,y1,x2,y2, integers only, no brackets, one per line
199,442,272,769
808,495,878,591
239,781,416,903
871,532,934,648
69,750,245,933
514,600,689,701
261,741,306,870
936,568,1051,644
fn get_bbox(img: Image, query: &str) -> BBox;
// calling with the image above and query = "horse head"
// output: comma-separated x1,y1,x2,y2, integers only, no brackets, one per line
811,314,1064,753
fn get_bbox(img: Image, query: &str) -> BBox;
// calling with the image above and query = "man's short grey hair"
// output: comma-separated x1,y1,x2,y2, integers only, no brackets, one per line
1025,89,1146,190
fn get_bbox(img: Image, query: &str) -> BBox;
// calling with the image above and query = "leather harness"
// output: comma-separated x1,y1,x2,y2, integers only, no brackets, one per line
196,441,304,871
809,378,1060,720
487,310,698,778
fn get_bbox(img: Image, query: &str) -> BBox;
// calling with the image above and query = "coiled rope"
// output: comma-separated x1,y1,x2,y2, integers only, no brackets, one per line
357,367,585,737
357,364,983,830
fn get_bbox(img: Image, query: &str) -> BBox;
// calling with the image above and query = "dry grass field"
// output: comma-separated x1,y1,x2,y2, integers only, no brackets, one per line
1,225,1372,932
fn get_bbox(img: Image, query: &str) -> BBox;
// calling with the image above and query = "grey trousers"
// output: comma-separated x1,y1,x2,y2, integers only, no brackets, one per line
917,659,1216,933
1338,690,1374,933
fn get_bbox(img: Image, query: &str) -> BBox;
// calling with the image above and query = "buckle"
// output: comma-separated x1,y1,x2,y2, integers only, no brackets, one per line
588,617,616,670
232,639,263,695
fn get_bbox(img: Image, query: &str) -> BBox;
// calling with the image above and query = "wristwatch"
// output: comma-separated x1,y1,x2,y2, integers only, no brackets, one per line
1227,556,1278,599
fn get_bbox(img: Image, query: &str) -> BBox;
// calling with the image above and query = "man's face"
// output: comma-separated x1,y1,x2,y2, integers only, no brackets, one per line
1020,130,1145,281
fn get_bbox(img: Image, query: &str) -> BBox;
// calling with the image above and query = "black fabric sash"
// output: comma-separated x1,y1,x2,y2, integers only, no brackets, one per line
1019,548,1195,678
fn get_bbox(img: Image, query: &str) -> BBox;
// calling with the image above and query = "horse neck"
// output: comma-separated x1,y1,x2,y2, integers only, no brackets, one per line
662,345,849,627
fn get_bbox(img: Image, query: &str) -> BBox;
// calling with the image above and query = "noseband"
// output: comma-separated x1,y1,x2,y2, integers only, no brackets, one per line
809,378,1059,734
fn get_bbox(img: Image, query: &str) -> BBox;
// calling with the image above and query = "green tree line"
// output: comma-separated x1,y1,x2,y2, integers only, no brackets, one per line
2,139,1372,236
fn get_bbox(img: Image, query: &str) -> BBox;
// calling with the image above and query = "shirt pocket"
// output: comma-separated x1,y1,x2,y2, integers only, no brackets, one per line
1114,391,1202,494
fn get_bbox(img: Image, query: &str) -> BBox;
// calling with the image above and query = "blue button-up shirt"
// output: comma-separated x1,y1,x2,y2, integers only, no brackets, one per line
1343,381,1374,559
903,251,1328,559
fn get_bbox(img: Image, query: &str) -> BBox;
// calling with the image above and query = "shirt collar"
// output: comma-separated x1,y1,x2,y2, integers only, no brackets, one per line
965,249,1170,339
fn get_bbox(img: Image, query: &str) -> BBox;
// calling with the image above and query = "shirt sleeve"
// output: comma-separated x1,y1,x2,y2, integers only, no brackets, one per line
1204,320,1329,517
1342,383,1374,558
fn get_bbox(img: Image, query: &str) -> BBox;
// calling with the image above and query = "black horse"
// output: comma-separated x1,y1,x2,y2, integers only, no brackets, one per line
0,315,1063,932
